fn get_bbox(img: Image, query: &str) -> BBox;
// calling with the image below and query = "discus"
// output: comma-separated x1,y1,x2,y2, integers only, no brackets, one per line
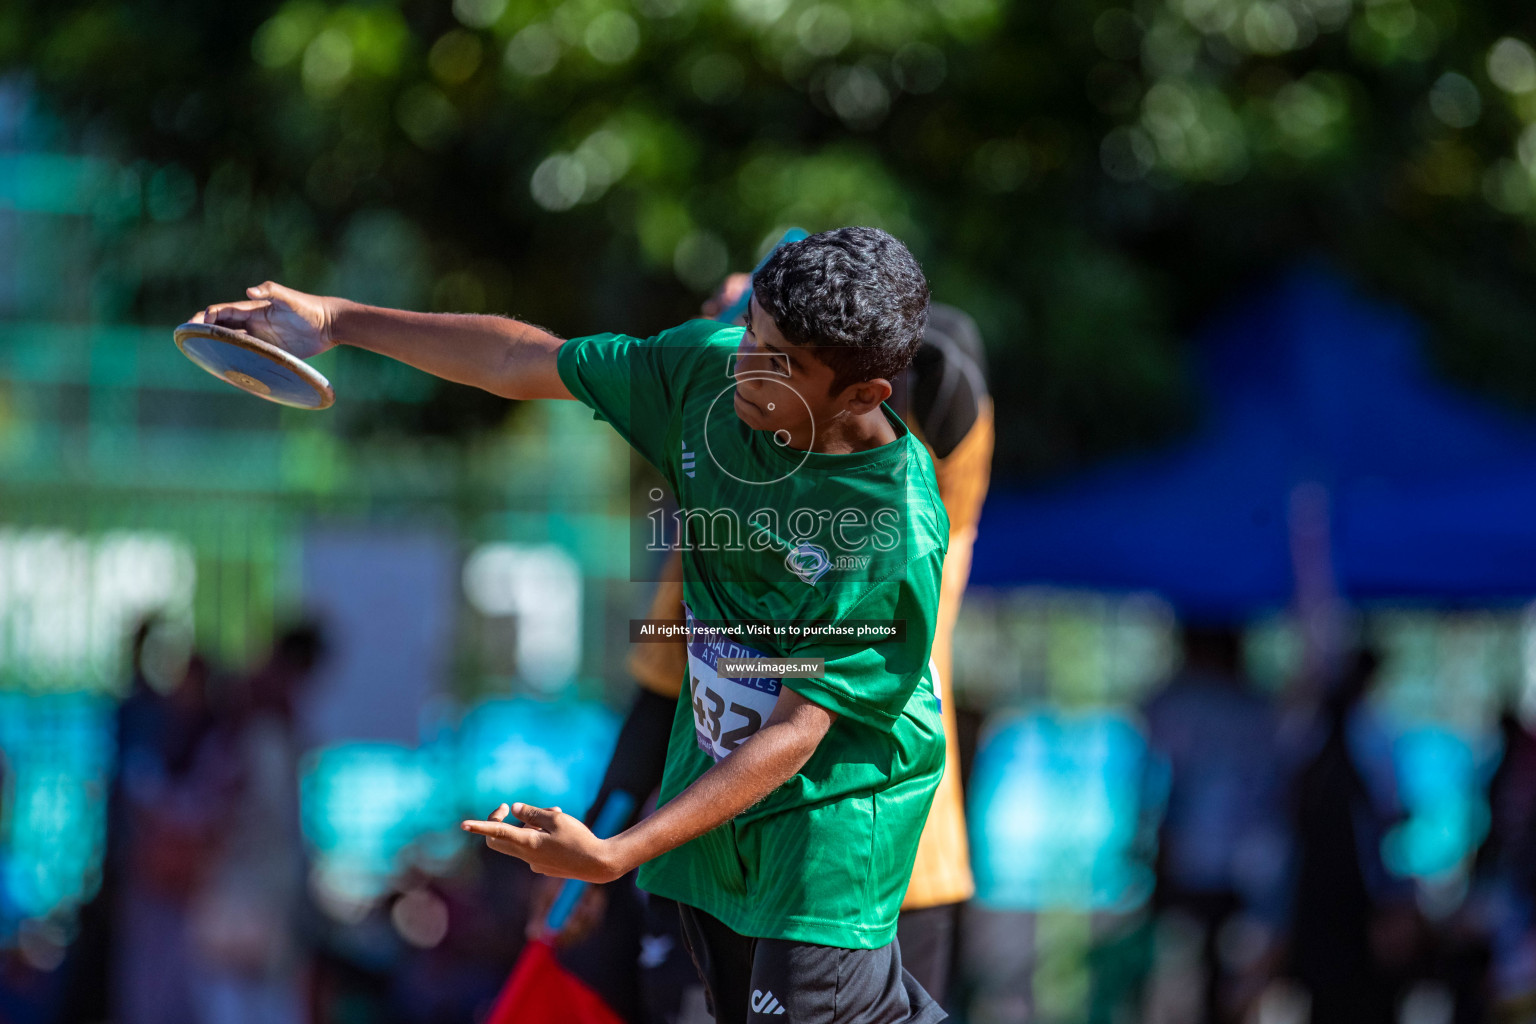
173,321,335,410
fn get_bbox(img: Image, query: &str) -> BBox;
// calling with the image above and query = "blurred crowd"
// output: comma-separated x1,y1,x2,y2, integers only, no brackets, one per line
58,619,323,1024
46,619,539,1024
1119,627,1536,1024
10,619,1534,1024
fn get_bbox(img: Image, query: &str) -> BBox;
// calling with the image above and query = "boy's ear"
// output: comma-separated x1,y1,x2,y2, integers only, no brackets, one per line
837,378,893,415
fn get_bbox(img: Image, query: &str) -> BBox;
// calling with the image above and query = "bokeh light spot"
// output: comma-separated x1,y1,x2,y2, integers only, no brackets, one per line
429,30,484,85
253,6,322,69
730,0,791,28
575,128,634,199
674,230,729,290
1365,0,1418,43
585,11,640,64
391,888,450,948
505,24,561,77
301,26,354,98
1487,37,1536,95
453,0,508,30
530,153,587,210
1272,74,1350,158
826,65,891,130
1242,3,1301,55
796,5,853,58
1482,159,1532,215
1429,72,1481,129
1517,123,1536,172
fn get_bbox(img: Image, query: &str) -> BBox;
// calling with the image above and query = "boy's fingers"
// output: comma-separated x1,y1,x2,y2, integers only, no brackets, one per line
488,803,510,823
205,299,271,317
463,820,542,852
202,301,271,327
512,803,561,830
488,837,531,858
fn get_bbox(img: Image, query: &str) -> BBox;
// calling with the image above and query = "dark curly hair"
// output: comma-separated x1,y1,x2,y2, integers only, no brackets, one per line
752,226,930,394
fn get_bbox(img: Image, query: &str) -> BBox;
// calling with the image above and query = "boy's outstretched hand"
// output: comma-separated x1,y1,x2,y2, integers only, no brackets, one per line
466,690,836,886
193,282,337,361
462,802,628,884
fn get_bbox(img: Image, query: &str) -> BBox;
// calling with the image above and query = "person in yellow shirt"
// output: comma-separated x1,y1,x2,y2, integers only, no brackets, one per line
544,294,992,1020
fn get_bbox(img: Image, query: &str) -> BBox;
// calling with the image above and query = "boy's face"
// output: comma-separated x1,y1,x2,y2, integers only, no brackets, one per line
732,296,889,445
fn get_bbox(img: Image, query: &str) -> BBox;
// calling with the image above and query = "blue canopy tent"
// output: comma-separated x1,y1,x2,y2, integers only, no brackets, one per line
970,266,1536,616
963,268,1527,911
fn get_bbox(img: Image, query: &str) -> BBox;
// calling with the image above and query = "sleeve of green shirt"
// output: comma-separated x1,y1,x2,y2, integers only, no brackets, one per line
784,569,940,732
556,319,733,473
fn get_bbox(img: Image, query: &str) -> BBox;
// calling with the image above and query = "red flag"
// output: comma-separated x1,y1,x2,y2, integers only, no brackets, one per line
485,939,625,1024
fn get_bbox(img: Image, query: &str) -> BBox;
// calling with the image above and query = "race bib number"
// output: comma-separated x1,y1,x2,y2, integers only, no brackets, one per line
684,605,781,762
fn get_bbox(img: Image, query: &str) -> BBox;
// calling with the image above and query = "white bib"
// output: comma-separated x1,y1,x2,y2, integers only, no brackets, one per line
684,604,782,762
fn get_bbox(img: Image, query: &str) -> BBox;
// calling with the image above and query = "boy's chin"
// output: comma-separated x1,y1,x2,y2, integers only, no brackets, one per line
732,391,802,436
733,390,767,424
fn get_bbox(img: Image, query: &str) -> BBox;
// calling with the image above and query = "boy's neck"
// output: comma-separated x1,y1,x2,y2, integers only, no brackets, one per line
806,405,899,455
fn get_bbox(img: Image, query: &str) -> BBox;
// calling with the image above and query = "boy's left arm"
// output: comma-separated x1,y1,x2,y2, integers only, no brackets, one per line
462,687,836,881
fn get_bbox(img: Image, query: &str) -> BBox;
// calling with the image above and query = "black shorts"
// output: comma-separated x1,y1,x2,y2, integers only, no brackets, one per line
675,902,947,1024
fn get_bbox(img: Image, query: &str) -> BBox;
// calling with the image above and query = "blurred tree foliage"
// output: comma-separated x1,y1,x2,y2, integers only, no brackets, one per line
6,0,1536,478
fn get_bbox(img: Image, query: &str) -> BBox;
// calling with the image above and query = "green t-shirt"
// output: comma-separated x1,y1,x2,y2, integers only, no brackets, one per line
557,317,948,949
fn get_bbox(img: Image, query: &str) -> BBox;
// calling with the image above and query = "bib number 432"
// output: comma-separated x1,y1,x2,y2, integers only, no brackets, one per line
682,603,782,762
692,680,765,756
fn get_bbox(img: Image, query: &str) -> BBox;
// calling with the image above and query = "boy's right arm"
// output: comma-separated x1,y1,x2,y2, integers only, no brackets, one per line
194,281,573,401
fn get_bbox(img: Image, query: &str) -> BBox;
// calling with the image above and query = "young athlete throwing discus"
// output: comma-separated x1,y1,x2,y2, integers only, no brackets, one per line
193,227,949,1024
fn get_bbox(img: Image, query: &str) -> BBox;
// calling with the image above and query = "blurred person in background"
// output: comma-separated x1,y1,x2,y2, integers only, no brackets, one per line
1286,647,1417,1024
186,624,326,1024
57,615,162,1024
1141,624,1289,1024
533,280,993,1021
62,617,221,1024
1467,704,1536,1015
